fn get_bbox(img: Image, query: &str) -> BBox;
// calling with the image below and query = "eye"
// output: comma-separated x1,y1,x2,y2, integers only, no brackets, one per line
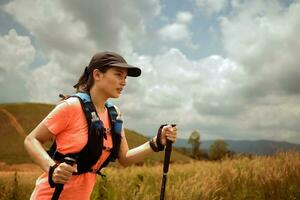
115,71,127,80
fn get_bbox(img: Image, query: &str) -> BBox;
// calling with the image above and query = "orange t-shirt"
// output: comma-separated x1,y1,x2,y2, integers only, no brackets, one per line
30,97,113,200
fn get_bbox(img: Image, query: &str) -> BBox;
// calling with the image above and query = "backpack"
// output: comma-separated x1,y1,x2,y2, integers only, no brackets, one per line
47,92,122,175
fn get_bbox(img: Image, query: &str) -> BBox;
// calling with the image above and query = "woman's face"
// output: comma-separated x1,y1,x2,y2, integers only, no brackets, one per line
95,67,128,98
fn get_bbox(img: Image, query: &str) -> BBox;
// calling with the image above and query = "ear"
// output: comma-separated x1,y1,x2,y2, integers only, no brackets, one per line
92,69,104,81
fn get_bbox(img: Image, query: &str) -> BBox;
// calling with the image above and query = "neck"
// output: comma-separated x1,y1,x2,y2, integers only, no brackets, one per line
89,86,108,113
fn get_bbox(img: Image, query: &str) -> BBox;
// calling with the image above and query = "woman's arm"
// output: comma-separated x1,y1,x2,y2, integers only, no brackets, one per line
24,122,77,184
24,122,56,173
117,125,177,167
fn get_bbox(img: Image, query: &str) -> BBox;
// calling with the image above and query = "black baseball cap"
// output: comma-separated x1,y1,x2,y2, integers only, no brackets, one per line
87,51,141,77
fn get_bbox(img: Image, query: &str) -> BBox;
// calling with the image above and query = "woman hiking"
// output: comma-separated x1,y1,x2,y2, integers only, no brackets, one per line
24,51,177,200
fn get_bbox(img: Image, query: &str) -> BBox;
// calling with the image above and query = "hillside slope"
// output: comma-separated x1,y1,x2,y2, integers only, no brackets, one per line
0,103,190,164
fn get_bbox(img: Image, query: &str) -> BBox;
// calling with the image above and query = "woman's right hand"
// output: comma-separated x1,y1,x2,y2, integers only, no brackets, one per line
52,163,78,184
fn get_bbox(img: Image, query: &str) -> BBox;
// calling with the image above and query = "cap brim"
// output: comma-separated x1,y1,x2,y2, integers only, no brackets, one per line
110,63,142,77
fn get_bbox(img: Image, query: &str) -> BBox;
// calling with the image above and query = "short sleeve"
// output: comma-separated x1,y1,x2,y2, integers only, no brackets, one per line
43,101,71,135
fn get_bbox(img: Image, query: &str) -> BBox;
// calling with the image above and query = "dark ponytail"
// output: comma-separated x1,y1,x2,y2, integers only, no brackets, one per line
73,65,111,92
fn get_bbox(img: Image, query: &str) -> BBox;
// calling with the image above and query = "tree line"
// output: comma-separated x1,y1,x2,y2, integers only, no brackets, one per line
181,130,235,161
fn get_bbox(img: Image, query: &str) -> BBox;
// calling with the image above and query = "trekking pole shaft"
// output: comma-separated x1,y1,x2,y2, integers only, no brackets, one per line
51,185,63,200
160,174,167,200
160,139,173,200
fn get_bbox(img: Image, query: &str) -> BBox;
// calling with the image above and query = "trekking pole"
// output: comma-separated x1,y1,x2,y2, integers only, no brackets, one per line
160,124,176,200
51,157,76,200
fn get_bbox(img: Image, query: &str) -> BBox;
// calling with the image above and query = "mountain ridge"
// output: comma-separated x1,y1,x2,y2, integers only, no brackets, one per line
174,138,300,155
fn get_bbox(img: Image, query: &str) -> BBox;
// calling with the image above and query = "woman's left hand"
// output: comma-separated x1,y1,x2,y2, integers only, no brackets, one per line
160,125,177,145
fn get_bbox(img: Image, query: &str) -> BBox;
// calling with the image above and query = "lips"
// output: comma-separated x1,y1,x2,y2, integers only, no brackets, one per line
117,88,123,93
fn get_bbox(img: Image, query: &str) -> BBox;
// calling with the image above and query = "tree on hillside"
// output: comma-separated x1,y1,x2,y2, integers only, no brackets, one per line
209,140,229,160
188,130,201,158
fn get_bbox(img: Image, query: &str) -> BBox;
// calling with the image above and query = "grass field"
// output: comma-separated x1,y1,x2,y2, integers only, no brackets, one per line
1,151,300,200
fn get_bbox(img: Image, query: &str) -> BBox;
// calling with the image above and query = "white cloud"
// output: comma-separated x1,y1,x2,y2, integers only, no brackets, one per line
118,44,300,143
115,48,243,140
0,29,35,71
176,11,193,24
3,0,97,73
3,0,161,69
158,11,193,42
159,23,191,41
0,29,35,102
2,0,162,102
195,0,228,15
28,60,74,103
213,0,300,143
220,0,300,95
60,0,161,54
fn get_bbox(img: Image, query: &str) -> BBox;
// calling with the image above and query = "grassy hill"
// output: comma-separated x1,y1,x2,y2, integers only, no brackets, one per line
0,103,191,164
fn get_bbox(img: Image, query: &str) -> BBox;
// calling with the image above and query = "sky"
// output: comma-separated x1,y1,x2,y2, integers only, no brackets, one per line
0,0,300,144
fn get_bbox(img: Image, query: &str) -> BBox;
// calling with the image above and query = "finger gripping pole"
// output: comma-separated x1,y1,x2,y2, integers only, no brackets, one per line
51,157,77,200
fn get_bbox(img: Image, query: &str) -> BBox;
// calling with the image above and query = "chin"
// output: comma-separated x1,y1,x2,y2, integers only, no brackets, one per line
110,93,121,98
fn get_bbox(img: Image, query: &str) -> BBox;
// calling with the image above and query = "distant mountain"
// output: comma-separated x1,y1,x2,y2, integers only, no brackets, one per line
174,138,300,155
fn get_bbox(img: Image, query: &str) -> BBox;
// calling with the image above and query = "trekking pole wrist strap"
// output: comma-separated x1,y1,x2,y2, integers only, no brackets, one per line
149,138,160,152
48,163,59,188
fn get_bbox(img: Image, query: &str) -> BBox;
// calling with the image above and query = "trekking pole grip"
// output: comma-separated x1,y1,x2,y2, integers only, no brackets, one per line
64,157,77,166
163,124,175,172
51,157,76,200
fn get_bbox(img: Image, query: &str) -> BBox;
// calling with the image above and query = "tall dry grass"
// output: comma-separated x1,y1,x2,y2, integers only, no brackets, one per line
1,151,300,200
90,151,300,200
0,171,40,200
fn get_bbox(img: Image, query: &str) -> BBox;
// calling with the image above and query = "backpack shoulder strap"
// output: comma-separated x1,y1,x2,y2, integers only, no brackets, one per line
93,102,123,175
105,101,118,122
70,92,104,173
71,92,97,126
72,92,92,103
